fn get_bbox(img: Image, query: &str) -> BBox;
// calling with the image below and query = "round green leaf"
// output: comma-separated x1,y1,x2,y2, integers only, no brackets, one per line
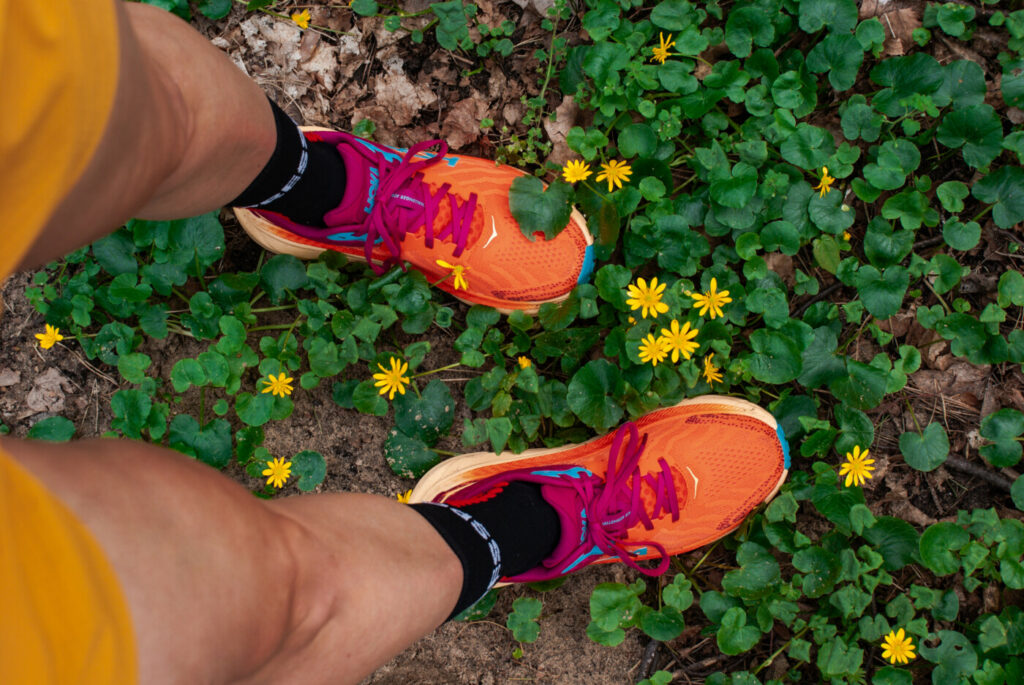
854,265,909,319
260,254,308,304
835,405,874,456
979,408,1024,467
919,631,978,682
394,379,454,446
1012,475,1024,512
509,176,574,241
793,546,840,597
899,422,950,472
589,581,642,631
171,358,208,393
972,167,1024,229
235,392,274,427
27,416,76,442
936,104,1004,168
567,360,625,431
292,449,327,491
722,542,781,600
863,517,920,570
799,0,858,33
641,606,685,641
862,139,920,190
780,123,835,170
937,181,969,213
748,329,803,384
717,607,761,655
806,33,864,91
618,124,658,158
920,521,970,575
942,219,981,251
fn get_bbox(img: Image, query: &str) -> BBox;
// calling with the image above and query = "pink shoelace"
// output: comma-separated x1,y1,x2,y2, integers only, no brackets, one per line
576,423,682,575
342,138,477,273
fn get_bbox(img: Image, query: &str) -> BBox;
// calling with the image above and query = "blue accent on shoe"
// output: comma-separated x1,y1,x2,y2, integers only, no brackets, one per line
563,545,603,572
327,231,383,245
777,423,791,469
631,547,648,556
531,466,593,479
353,138,404,164
577,244,595,284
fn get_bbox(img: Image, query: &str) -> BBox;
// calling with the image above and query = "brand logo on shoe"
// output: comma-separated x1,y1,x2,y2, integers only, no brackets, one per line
483,217,499,249
364,167,380,214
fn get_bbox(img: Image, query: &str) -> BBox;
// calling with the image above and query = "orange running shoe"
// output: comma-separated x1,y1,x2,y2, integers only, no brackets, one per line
233,130,594,314
409,396,789,582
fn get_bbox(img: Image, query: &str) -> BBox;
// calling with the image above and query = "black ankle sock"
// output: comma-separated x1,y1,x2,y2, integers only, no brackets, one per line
230,97,346,227
410,482,561,620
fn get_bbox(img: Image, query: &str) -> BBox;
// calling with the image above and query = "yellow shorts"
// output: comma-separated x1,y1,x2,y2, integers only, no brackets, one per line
0,1,135,682
0,0,120,279
0,448,137,683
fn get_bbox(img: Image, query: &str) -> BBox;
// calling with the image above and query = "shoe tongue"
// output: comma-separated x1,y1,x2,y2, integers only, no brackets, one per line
323,143,378,226
539,483,589,564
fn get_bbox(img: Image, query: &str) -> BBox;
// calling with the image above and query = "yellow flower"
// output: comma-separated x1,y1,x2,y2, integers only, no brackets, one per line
839,445,876,487
595,159,632,193
436,259,469,291
881,628,916,665
261,372,294,398
35,324,65,350
373,357,410,400
517,356,532,369
659,319,699,363
262,457,292,488
396,489,413,504
626,277,669,319
638,334,669,366
562,159,592,184
291,9,311,29
651,32,675,64
627,316,636,325
843,230,852,241
703,353,723,385
813,166,835,198
690,278,733,320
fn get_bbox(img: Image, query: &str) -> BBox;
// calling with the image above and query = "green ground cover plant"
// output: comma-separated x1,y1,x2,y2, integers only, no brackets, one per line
22,0,1024,682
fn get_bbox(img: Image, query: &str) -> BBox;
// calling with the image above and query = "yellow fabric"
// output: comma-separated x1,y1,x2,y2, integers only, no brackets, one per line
0,0,120,279
0,449,137,684
0,2,135,682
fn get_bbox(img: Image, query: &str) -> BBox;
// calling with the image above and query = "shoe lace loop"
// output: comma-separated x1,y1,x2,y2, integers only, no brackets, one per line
575,423,681,576
349,139,477,273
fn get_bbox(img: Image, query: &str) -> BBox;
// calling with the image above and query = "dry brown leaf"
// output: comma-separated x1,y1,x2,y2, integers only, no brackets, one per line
765,253,795,287
910,362,991,402
859,1,921,58
543,95,579,167
22,368,72,416
503,101,526,126
0,367,19,387
372,70,438,127
442,97,488,150
508,0,555,16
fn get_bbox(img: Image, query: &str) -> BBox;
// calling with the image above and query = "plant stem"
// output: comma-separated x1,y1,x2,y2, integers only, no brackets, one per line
411,362,461,379
753,626,809,675
250,304,296,314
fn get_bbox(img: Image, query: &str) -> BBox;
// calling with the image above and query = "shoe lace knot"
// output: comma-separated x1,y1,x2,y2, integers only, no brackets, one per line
354,139,477,273
576,422,682,576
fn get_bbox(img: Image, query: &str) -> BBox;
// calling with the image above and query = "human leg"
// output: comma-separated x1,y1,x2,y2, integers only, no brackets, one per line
18,0,276,270
3,436,462,685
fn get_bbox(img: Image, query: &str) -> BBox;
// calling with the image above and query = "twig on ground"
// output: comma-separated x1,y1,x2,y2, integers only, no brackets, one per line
945,456,1014,493
637,639,661,681
794,281,844,319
